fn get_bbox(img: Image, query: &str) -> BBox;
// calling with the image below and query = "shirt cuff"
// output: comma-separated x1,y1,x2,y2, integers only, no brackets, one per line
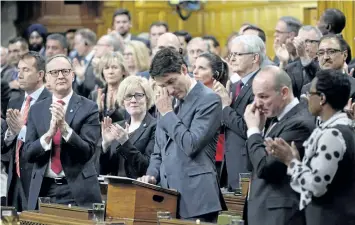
40,133,53,151
102,141,110,153
247,127,261,138
62,126,73,142
17,125,27,142
76,76,84,85
300,57,312,67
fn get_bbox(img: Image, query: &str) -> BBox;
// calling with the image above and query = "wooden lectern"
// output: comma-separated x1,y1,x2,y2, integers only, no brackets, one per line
104,176,179,221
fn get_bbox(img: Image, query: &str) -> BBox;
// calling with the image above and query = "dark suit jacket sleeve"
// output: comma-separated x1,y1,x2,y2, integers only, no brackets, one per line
247,121,310,182
64,104,100,162
24,104,100,163
159,93,222,158
119,126,155,176
222,106,248,139
146,136,162,181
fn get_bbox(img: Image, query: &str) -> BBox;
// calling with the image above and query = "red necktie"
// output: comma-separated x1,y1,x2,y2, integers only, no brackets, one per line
16,96,32,177
235,81,243,97
51,100,65,174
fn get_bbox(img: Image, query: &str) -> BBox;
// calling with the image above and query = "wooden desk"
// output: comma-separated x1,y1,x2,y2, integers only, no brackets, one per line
159,219,216,224
223,194,245,216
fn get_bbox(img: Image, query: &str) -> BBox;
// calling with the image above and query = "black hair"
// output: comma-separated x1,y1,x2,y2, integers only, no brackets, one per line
322,8,346,34
150,21,169,32
198,52,228,87
315,69,350,111
149,48,187,78
173,30,192,44
47,33,69,49
66,29,77,34
112,8,131,23
243,25,266,43
319,34,352,64
202,35,220,47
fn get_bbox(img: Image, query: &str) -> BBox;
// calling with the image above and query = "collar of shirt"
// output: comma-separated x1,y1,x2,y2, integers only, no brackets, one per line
241,68,259,85
230,73,241,83
319,111,352,129
124,33,132,43
52,90,74,111
277,98,299,121
25,86,45,102
84,50,95,65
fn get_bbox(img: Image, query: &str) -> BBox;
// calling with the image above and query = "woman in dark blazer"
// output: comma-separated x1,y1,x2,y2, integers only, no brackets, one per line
269,69,355,225
100,76,156,179
89,52,128,122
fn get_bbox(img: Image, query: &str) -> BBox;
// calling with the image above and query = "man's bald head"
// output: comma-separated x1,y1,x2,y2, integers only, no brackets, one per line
156,32,181,51
186,37,209,69
255,65,293,93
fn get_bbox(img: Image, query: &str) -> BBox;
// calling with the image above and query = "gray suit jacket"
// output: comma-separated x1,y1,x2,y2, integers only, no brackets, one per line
246,104,315,225
146,82,226,218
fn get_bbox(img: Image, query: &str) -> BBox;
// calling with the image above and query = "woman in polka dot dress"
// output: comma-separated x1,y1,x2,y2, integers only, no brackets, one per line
267,69,355,225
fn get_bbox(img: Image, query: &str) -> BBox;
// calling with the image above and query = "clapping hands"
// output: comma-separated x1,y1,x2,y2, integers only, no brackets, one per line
101,117,129,147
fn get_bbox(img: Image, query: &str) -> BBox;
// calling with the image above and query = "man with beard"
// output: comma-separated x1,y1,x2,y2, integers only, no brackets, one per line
26,24,47,56
111,9,149,47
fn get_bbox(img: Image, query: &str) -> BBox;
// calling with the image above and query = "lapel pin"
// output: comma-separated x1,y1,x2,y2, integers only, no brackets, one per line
143,123,147,127
70,109,73,112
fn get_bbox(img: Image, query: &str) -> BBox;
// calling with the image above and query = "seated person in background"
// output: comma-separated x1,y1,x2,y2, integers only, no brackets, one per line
270,69,355,225
100,76,156,179
89,52,127,122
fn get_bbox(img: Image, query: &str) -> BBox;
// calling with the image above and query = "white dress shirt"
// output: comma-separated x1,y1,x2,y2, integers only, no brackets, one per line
5,86,45,145
40,91,74,178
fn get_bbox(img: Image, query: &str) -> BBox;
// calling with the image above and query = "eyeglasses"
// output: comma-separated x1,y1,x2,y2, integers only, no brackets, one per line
47,69,71,77
306,91,322,97
316,48,342,57
304,39,320,45
124,93,145,101
228,52,256,59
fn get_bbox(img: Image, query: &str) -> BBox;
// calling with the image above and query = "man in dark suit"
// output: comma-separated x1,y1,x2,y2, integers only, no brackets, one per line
244,66,315,225
23,54,101,210
301,34,355,99
285,25,322,99
112,9,150,48
2,51,51,211
138,48,226,222
213,35,264,190
72,28,103,98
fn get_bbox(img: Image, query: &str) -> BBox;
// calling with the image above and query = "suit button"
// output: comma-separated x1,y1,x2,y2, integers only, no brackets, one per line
165,152,169,156
164,174,167,178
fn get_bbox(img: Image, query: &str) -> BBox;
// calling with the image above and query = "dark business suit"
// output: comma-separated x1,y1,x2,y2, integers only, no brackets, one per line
285,59,319,99
146,82,226,220
88,87,125,122
73,57,104,98
246,103,315,225
100,113,156,178
2,88,51,211
23,93,102,210
305,124,355,225
222,70,259,189
131,35,150,49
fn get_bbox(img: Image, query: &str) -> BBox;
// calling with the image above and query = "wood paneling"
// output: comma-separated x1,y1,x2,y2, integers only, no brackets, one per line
99,1,318,58
317,1,355,57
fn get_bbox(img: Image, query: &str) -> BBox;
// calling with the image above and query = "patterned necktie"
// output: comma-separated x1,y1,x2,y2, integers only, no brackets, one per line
235,81,244,98
51,100,65,174
15,95,32,177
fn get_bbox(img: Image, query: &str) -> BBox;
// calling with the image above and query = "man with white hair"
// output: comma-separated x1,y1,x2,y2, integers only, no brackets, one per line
213,35,265,190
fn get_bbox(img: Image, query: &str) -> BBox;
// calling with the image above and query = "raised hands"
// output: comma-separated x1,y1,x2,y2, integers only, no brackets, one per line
212,80,232,109
102,117,130,147
6,109,24,135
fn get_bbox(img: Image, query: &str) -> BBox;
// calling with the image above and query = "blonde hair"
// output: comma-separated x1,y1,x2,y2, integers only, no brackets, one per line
116,76,154,110
97,51,129,84
125,40,150,72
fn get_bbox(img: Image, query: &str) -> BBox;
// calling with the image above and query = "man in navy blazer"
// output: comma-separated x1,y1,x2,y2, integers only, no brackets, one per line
138,48,226,223
23,54,101,210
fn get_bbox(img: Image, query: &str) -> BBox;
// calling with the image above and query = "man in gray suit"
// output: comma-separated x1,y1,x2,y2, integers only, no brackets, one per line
138,48,226,222
243,66,314,225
